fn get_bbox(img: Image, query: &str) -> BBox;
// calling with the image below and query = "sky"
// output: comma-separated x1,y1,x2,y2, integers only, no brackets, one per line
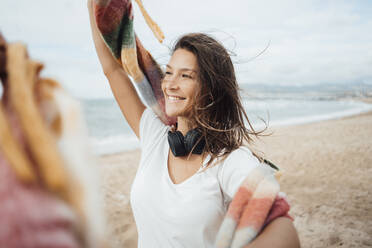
1,0,372,99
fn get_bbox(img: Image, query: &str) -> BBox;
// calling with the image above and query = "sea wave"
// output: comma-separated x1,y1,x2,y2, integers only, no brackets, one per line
259,101,372,128
89,100,372,155
90,134,139,156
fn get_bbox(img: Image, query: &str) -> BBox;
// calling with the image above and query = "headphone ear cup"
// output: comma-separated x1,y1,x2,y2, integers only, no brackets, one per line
168,131,187,157
184,129,205,155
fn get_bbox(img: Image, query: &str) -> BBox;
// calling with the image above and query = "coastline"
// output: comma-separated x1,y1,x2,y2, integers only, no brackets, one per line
99,106,372,247
91,98,372,156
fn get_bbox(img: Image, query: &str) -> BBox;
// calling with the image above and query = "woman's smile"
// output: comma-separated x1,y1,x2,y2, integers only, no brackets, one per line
166,94,186,102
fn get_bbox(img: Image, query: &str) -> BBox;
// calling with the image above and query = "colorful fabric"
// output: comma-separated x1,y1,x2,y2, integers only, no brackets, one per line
93,1,292,246
215,166,290,247
93,0,175,125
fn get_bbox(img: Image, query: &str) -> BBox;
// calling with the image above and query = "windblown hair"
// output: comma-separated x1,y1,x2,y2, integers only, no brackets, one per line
171,33,268,167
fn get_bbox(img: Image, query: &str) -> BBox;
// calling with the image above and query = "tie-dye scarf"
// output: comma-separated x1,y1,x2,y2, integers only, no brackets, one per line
93,0,175,125
93,0,291,246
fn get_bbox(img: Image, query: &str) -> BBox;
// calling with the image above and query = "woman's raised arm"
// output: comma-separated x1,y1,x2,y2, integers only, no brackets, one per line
87,0,145,138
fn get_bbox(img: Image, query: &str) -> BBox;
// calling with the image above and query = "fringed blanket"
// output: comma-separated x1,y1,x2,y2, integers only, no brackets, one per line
92,0,292,246
0,32,105,248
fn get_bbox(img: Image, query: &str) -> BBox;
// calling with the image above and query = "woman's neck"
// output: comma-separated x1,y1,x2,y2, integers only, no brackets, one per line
176,116,194,135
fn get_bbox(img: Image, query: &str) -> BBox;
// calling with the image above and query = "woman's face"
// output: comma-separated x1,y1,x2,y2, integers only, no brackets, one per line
162,48,199,117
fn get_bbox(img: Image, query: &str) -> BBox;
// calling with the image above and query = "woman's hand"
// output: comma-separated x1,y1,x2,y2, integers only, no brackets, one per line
245,217,300,248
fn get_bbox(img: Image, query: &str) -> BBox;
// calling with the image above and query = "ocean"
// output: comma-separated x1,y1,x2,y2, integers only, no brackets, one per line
80,85,372,155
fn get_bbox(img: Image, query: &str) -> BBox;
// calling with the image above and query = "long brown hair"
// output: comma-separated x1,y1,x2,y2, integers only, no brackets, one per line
171,33,269,167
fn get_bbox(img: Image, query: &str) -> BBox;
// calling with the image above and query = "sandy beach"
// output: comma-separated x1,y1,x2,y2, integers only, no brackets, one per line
98,109,372,248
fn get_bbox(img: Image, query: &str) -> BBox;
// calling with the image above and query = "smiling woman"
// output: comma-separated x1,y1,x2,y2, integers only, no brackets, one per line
163,34,270,168
88,0,300,247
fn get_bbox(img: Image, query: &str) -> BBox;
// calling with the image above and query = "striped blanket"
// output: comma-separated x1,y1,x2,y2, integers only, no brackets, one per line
215,165,290,247
92,0,291,246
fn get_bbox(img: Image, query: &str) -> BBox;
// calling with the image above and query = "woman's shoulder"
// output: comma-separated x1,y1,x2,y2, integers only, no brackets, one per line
217,146,261,196
208,146,258,173
223,146,258,166
139,108,169,148
140,108,163,125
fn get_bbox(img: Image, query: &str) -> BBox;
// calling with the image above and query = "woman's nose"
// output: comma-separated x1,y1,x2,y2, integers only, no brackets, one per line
163,75,179,90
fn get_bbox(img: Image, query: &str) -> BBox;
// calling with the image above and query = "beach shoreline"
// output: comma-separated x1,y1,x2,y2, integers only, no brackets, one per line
89,97,372,157
99,106,372,247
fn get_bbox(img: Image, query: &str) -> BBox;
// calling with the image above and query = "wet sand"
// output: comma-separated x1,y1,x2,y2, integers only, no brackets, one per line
99,110,372,248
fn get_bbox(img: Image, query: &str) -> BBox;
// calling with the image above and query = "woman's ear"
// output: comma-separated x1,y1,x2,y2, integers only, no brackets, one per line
170,124,176,132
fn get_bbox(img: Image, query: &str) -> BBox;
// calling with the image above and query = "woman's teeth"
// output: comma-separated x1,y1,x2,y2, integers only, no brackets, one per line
168,95,185,101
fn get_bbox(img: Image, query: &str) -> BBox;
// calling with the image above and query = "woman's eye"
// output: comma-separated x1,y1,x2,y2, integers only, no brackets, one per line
165,71,172,75
182,74,192,78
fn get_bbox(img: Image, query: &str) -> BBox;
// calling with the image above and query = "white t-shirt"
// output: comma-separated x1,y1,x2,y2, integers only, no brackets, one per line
130,108,262,248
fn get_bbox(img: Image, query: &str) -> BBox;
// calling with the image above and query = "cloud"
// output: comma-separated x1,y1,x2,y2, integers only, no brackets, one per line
0,0,371,98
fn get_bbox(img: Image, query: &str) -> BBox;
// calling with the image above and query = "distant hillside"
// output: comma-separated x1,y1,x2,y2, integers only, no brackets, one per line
239,82,372,100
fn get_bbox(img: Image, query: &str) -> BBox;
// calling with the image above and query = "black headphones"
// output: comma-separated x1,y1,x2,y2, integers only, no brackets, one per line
167,128,206,157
